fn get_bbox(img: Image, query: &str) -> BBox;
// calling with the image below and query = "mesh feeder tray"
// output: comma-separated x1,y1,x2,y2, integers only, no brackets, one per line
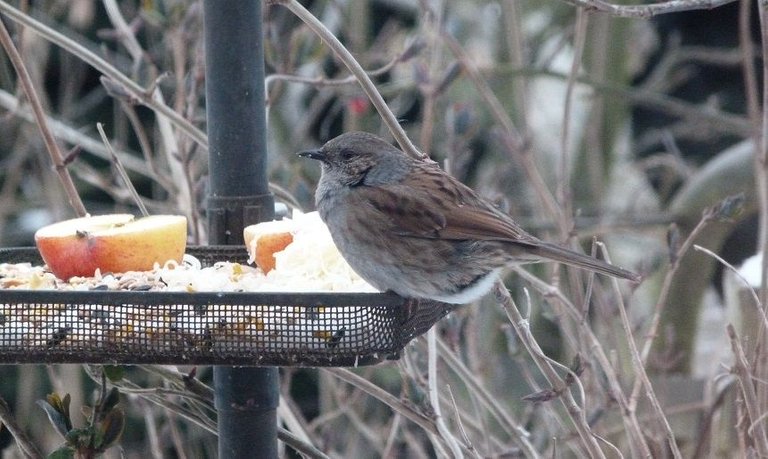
0,247,457,367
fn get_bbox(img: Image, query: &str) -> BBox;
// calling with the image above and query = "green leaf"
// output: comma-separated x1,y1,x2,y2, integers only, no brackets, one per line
98,408,125,451
37,400,70,439
103,366,124,382
42,393,72,431
92,428,104,450
64,428,91,448
61,394,72,430
47,445,75,459
100,388,120,414
45,393,63,413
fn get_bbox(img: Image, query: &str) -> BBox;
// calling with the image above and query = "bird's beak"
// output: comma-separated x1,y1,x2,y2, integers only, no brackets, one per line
297,148,326,162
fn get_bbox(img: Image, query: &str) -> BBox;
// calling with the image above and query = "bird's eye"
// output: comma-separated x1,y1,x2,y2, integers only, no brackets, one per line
340,149,354,161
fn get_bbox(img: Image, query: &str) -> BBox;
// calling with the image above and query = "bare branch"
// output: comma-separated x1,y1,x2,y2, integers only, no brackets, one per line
558,0,737,18
0,14,86,216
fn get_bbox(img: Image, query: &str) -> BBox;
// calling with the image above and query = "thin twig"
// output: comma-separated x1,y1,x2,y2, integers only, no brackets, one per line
727,324,768,456
137,398,164,459
151,89,195,220
272,0,422,159
693,244,768,333
628,213,714,411
434,338,539,457
754,0,768,418
427,327,464,458
0,88,155,178
0,395,44,459
0,2,207,149
416,1,444,155
440,32,565,232
96,123,149,217
323,368,438,434
0,14,86,216
740,0,760,134
278,428,331,459
277,399,314,446
600,242,683,459
501,0,530,131
102,0,145,66
558,7,587,235
445,384,480,458
646,220,708,344
557,0,737,18
512,267,652,457
740,0,763,341
86,366,329,459
502,66,753,137
265,41,414,88
117,100,165,183
324,367,462,453
381,413,404,459
164,410,189,459
493,280,607,459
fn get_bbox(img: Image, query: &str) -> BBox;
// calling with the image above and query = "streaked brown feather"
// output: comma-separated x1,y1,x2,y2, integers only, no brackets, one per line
354,164,639,282
438,205,537,242
360,164,538,244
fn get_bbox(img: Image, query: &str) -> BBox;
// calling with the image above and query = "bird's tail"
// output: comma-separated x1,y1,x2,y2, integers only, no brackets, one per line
527,242,641,282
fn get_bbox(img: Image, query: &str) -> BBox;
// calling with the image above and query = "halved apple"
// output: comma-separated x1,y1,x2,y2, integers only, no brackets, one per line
243,219,294,273
35,214,187,280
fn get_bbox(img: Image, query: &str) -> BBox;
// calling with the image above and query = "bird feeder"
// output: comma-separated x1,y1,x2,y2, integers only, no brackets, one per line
0,247,455,367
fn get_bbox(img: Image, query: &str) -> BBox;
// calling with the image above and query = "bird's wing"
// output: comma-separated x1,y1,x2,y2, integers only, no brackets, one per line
352,184,446,237
351,166,641,282
356,170,538,243
437,203,536,242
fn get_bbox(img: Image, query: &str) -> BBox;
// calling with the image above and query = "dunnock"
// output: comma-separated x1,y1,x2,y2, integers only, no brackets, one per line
299,131,640,304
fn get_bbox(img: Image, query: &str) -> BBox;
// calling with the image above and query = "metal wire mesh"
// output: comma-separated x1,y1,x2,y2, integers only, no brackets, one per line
0,247,456,366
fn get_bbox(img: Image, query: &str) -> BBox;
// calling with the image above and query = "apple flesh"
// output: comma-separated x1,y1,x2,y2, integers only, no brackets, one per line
35,214,187,280
243,219,294,273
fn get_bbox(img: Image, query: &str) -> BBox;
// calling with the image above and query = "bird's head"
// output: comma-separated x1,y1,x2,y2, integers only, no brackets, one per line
298,131,411,187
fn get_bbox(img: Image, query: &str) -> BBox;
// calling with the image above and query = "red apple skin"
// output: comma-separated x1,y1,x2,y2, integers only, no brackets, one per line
35,214,187,280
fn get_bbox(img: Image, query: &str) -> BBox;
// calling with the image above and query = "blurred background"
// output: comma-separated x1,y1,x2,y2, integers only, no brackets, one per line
0,0,764,457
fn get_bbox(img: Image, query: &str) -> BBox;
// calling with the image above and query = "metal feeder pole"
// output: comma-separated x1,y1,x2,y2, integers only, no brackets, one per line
203,2,278,458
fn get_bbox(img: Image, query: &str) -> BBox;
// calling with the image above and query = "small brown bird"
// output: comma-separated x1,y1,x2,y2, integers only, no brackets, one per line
299,131,639,304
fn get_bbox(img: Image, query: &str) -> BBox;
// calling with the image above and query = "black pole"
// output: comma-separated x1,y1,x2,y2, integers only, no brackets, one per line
202,2,278,458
